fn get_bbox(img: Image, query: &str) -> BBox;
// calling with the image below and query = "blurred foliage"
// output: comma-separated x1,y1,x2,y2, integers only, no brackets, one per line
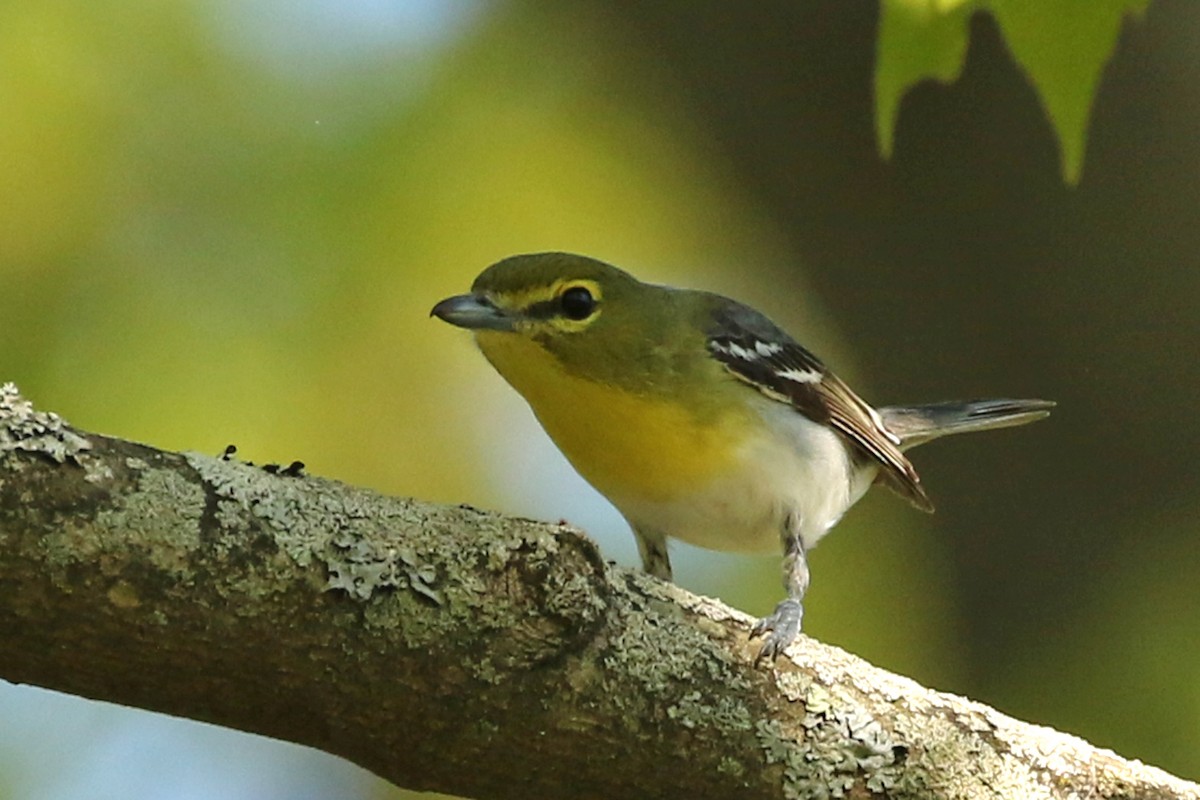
877,0,1150,181
999,502,1200,778
0,0,1197,797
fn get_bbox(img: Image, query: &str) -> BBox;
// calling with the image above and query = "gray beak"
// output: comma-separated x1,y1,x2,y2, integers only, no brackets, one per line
430,293,516,332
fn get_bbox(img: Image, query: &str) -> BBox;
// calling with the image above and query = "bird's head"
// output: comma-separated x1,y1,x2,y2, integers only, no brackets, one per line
433,251,641,334
432,252,698,387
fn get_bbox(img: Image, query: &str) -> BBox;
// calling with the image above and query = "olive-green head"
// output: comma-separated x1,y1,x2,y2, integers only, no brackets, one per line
431,252,710,390
432,252,641,332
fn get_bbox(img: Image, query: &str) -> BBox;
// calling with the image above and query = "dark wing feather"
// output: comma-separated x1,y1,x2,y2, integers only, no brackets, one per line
706,300,933,512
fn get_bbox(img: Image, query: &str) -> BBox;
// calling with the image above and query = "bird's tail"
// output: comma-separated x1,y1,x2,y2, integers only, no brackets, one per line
879,398,1055,451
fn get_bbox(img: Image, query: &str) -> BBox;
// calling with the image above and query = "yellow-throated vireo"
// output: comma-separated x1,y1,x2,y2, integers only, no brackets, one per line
432,252,1053,662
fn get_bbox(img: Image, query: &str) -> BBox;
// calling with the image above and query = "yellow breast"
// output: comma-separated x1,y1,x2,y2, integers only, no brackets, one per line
475,331,749,504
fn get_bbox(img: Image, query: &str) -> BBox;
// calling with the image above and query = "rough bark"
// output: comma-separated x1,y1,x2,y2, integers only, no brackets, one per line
0,382,1194,800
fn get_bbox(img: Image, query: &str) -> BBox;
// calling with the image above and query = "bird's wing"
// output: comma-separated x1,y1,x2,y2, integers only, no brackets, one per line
706,300,933,512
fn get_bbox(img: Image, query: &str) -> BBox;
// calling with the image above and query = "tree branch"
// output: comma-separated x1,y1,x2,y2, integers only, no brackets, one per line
0,382,1193,800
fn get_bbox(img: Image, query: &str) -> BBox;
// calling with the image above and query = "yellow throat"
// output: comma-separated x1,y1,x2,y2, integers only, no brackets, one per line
475,329,748,504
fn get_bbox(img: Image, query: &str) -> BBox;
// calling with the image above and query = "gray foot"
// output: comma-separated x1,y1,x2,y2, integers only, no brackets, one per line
750,598,803,664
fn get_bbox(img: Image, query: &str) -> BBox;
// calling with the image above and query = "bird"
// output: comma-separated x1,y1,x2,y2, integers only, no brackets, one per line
431,252,1053,663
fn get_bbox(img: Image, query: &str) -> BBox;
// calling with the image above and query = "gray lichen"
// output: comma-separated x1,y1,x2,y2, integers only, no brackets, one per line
743,635,1200,800
90,460,207,576
185,450,334,567
183,451,507,653
326,534,443,605
596,574,758,770
0,382,91,464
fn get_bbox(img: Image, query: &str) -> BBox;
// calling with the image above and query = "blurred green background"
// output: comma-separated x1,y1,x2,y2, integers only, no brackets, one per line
2,1,1197,797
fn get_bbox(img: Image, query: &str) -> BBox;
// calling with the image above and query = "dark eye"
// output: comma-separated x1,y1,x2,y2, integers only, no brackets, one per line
560,286,596,320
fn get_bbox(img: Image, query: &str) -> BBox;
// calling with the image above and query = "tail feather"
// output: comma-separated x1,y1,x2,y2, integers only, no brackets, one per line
879,398,1055,451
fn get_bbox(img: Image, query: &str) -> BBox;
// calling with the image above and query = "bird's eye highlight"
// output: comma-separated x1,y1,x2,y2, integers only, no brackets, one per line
559,286,596,320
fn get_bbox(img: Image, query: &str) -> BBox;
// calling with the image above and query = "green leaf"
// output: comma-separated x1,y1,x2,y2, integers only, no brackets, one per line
874,0,1149,184
985,0,1149,183
875,0,976,162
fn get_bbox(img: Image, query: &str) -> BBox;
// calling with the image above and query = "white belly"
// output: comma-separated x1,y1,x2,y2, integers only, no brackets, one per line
613,397,875,554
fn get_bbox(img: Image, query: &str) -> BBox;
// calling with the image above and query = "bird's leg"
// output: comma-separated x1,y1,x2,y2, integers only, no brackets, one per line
632,525,673,581
750,522,809,664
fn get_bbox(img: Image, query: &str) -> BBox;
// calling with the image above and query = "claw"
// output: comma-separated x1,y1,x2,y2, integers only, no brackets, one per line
750,598,803,665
